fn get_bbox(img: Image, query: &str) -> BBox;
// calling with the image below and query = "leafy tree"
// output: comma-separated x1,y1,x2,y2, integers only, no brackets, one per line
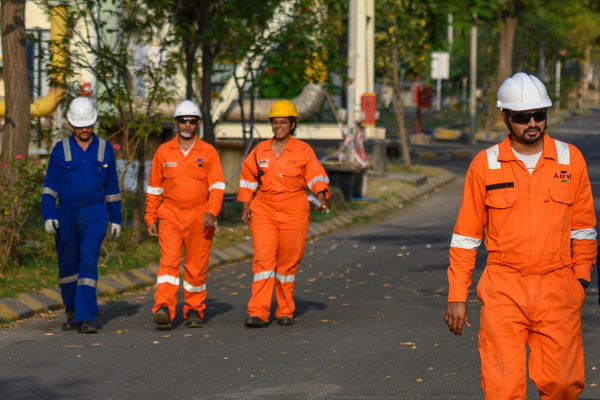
375,0,443,168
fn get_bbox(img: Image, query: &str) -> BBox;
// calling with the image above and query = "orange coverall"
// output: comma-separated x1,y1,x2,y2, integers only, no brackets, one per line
145,135,225,321
448,134,597,399
237,137,330,322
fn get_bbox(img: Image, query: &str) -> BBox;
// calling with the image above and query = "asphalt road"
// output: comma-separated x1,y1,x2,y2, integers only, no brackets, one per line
1,112,600,400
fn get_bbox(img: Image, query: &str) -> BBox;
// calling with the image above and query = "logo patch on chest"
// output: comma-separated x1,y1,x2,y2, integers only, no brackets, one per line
259,159,269,168
554,170,570,183
164,162,177,167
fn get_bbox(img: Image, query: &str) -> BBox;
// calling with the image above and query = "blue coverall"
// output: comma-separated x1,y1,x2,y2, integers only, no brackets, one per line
41,134,121,323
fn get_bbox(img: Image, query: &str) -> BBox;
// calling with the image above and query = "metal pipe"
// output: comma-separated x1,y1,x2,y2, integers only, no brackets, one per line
222,83,324,122
346,0,358,137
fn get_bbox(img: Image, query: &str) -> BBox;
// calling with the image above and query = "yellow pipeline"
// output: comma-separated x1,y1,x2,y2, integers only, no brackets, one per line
0,6,67,117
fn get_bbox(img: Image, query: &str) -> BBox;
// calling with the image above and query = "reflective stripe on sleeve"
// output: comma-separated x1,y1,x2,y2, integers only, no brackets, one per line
183,281,206,293
555,140,570,165
146,186,164,195
42,187,59,199
156,275,180,286
209,182,226,192
307,175,329,190
240,180,258,190
58,274,78,285
571,228,597,241
77,278,97,288
450,234,482,250
486,145,501,170
275,272,295,283
105,193,121,202
253,271,275,282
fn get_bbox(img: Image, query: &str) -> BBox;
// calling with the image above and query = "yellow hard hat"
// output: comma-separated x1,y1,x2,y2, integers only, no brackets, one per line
269,100,298,119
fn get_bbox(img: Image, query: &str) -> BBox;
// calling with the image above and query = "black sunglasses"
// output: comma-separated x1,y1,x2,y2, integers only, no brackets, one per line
506,110,547,124
176,117,199,125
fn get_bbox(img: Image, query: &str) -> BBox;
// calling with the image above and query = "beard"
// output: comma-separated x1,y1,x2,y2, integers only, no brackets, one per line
514,127,543,145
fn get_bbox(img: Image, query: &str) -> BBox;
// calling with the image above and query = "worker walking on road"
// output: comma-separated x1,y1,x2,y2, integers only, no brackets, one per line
445,73,597,399
42,97,122,334
145,100,225,330
238,100,330,328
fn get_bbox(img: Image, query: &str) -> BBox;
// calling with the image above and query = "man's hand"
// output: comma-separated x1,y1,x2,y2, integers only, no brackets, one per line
316,192,328,213
109,223,121,240
147,223,158,237
445,302,470,336
202,212,217,229
241,203,251,226
44,219,59,235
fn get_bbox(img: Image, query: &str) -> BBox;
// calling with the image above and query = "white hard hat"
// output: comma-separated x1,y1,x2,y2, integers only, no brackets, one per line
173,100,202,119
67,97,97,127
496,72,552,111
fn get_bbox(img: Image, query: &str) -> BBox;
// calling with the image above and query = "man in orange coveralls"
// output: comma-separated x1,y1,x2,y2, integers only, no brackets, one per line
445,73,597,399
238,100,330,327
145,100,225,330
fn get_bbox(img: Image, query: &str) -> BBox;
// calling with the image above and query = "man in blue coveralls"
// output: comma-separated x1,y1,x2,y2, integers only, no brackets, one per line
41,97,122,334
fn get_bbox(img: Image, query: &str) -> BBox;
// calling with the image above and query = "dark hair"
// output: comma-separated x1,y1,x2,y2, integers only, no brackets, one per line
289,117,297,136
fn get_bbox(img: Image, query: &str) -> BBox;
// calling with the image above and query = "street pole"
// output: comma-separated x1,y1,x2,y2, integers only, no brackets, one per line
436,78,442,111
470,14,478,144
347,0,357,149
555,58,561,110
462,76,467,112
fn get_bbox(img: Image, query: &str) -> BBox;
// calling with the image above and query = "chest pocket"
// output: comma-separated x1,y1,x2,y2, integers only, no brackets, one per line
190,167,207,181
59,160,80,184
548,189,572,232
281,167,304,189
485,191,517,237
164,167,179,179
92,160,108,185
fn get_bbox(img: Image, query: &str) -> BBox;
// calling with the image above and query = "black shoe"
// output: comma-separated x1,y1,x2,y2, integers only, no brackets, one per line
185,310,204,328
63,312,77,331
77,321,97,334
244,316,268,328
277,316,294,326
153,306,171,330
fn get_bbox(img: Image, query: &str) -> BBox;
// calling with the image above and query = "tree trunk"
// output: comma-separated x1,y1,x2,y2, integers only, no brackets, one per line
392,44,411,169
1,0,31,167
201,44,215,144
184,40,197,100
497,15,518,84
131,138,145,243
579,45,592,109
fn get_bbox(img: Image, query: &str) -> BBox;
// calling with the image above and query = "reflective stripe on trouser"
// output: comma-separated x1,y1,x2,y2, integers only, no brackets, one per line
477,264,585,400
152,204,214,321
247,194,310,321
55,203,108,323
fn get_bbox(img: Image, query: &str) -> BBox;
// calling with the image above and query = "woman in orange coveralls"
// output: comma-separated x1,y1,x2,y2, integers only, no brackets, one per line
238,100,330,327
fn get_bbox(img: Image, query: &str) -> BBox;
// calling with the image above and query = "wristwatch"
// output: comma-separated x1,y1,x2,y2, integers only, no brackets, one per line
577,279,589,290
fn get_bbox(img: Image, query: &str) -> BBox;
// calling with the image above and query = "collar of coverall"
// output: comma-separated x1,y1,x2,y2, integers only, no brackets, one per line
497,132,559,163
267,135,297,153
169,133,202,151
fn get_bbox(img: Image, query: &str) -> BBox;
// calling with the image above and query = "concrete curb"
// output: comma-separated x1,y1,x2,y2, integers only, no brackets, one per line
0,172,456,324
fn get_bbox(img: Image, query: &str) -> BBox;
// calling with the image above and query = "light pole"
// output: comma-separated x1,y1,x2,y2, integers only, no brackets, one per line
470,14,478,144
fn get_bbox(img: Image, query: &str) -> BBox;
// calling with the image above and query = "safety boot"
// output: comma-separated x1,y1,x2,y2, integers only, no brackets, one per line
244,316,268,328
77,321,97,334
185,310,204,328
153,305,171,330
63,312,77,331
277,316,294,326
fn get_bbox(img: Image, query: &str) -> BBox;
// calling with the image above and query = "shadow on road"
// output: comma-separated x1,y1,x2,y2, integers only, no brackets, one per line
0,376,85,399
94,301,142,330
